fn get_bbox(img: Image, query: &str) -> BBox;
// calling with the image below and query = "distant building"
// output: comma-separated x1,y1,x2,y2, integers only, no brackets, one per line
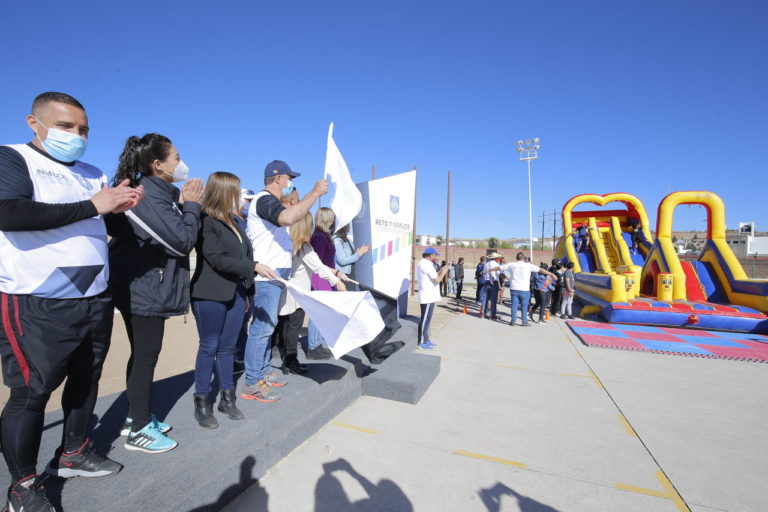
451,239,477,247
726,222,768,257
415,234,439,246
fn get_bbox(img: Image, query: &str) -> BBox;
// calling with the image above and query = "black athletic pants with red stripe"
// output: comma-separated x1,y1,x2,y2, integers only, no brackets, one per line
0,292,112,482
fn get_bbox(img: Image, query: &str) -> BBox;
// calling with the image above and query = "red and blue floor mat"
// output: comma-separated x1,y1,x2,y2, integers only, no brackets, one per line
566,320,768,362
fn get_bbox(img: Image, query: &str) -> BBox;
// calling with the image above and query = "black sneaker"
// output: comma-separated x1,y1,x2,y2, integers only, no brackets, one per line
306,346,332,360
45,439,122,478
5,475,54,512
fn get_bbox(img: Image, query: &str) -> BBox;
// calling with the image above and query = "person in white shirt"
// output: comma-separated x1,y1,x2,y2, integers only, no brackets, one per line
499,252,557,326
417,247,450,349
480,252,502,319
277,212,347,375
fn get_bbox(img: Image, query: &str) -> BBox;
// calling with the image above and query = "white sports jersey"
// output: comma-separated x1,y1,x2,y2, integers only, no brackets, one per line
246,190,292,280
0,144,108,298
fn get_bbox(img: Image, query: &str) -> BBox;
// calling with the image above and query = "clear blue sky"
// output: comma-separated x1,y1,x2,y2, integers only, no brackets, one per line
2,1,766,239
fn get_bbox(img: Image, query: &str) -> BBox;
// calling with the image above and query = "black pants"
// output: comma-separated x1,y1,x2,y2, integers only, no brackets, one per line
123,314,166,432
0,292,112,481
279,309,305,363
456,280,463,298
550,287,562,314
475,280,484,301
530,290,549,321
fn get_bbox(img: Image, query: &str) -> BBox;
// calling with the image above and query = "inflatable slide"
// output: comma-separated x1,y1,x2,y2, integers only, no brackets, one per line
555,191,768,333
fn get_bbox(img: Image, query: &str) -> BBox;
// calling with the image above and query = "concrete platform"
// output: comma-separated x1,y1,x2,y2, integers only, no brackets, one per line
0,318,434,511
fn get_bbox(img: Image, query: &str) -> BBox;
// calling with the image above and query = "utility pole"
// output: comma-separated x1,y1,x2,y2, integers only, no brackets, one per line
537,209,562,253
372,165,376,180
410,165,418,296
445,171,452,262
552,208,557,243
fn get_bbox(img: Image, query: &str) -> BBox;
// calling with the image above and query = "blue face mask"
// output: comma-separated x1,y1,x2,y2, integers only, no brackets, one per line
281,180,294,197
34,118,88,162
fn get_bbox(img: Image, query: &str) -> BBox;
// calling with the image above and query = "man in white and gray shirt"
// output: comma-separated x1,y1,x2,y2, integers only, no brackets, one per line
500,252,557,326
242,161,328,402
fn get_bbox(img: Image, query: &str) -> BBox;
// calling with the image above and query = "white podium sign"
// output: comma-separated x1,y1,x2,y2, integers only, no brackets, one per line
351,170,416,315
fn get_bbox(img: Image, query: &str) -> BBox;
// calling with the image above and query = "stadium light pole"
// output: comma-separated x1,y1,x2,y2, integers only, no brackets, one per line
516,138,540,259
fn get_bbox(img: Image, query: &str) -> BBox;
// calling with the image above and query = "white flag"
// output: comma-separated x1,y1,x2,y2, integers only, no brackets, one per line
324,123,362,231
282,281,385,359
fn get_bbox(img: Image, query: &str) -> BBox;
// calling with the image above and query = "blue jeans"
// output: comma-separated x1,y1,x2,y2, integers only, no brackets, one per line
307,319,325,350
244,280,284,386
476,279,485,302
480,281,499,317
235,293,253,361
510,289,531,325
191,284,247,395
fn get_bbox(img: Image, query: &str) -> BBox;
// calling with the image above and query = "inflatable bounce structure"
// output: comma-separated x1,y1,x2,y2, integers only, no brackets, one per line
554,191,768,333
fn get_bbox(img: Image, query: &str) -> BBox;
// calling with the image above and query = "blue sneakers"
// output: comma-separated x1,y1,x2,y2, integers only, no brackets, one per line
425,341,438,348
120,414,171,437
417,343,433,350
124,422,178,454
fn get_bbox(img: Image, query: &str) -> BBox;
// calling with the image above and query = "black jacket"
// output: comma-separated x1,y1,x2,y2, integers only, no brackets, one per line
190,214,254,302
108,175,202,318
454,263,464,281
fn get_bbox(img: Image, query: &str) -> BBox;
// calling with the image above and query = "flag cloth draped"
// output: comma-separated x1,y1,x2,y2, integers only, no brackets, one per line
282,281,385,359
324,122,362,231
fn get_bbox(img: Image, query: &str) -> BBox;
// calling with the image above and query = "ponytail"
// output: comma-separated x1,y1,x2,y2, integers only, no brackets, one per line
113,133,172,186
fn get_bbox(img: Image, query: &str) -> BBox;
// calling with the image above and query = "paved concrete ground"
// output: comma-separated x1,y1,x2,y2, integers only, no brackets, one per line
226,295,768,512
2,286,766,511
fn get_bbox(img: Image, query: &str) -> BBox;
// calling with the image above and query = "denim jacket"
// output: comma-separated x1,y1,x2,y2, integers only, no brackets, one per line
333,235,360,274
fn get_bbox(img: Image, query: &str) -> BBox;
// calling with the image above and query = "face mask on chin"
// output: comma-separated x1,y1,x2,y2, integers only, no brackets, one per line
33,117,88,162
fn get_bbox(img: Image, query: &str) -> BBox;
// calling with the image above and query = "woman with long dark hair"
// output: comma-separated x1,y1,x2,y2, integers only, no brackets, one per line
189,172,254,428
109,133,203,453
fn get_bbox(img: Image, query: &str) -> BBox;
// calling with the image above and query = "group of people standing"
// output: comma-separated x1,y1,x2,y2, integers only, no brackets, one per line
474,253,576,325
0,91,383,511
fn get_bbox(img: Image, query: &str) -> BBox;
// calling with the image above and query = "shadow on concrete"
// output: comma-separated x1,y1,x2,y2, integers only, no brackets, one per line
296,363,349,384
478,482,561,512
187,455,268,512
314,458,412,512
89,370,195,455
37,474,65,512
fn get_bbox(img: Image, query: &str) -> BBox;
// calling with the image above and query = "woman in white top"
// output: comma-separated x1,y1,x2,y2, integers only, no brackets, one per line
277,213,347,375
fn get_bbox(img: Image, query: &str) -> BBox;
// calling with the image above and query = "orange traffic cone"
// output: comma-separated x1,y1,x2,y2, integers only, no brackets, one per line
545,309,551,321
463,305,468,314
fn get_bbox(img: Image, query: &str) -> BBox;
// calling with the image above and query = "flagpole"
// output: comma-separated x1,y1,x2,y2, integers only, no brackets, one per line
372,165,376,179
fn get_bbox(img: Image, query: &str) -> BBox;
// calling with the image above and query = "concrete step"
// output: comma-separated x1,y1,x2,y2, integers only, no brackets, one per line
0,318,433,511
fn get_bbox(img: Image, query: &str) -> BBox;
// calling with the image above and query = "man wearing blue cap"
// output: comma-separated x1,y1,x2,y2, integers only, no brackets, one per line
417,247,450,349
242,160,328,402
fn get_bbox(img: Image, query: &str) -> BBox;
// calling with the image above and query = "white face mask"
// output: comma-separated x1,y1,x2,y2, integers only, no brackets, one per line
160,160,190,182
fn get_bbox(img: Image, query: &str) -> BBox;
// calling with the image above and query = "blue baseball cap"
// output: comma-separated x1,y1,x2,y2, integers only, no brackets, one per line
264,160,301,178
424,247,439,255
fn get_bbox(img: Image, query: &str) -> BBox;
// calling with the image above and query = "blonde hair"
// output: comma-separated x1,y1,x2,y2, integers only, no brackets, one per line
315,207,336,239
290,213,314,255
202,171,241,223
